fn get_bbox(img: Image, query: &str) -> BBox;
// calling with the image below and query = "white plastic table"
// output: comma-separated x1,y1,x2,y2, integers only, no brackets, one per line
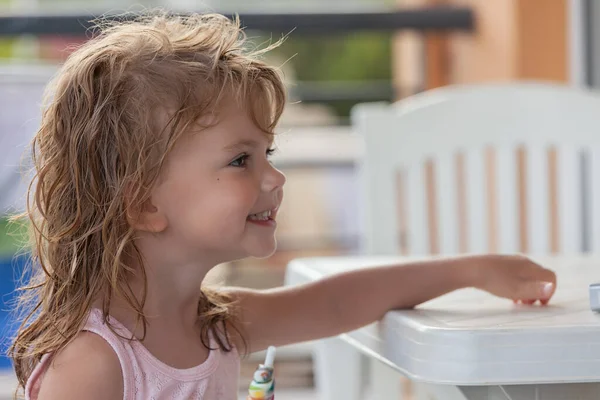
285,256,600,400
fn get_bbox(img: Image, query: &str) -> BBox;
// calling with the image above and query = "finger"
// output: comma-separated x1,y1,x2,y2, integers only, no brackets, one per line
538,275,557,300
522,299,536,305
541,268,557,287
539,281,555,298
516,281,555,301
529,267,557,289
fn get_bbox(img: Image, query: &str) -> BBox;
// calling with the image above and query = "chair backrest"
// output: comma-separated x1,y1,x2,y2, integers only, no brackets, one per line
353,82,600,256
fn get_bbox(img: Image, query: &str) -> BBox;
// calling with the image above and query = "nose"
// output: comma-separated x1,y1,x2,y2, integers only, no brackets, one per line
262,162,286,192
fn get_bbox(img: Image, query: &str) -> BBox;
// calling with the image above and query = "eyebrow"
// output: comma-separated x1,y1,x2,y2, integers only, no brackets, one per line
222,138,272,152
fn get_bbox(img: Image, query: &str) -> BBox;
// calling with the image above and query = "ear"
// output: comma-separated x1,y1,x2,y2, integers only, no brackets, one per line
126,197,168,233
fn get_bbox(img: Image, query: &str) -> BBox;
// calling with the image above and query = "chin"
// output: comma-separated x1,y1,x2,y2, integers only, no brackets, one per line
247,240,278,259
249,248,277,259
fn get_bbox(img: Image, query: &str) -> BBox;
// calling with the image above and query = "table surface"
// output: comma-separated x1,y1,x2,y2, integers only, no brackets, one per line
285,255,600,386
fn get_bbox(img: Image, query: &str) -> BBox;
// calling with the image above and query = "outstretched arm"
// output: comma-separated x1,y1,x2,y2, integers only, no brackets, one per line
227,254,556,354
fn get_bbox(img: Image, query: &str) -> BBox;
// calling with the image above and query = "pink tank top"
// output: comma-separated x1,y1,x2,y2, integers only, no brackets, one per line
25,308,241,399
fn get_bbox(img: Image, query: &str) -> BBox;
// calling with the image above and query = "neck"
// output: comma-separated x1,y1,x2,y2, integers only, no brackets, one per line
103,233,218,338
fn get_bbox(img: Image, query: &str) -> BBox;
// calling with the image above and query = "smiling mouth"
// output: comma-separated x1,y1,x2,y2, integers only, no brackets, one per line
247,210,273,221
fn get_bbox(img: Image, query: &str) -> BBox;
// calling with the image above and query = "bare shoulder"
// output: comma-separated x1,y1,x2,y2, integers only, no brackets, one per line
37,331,123,400
223,287,269,354
219,287,253,354
224,318,247,356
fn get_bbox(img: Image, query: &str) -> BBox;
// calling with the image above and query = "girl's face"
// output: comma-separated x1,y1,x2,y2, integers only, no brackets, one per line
151,102,286,264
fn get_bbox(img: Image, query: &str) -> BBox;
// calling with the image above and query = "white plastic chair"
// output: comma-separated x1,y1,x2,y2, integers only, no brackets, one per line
315,82,600,400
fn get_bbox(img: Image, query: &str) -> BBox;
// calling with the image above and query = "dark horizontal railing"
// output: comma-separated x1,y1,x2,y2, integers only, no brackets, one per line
0,7,474,36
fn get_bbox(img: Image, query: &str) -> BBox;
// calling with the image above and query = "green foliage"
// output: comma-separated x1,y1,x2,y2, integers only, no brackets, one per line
0,39,14,59
0,217,28,258
266,32,393,116
276,32,392,81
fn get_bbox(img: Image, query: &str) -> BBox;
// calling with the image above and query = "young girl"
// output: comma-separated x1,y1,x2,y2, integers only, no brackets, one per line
9,11,556,400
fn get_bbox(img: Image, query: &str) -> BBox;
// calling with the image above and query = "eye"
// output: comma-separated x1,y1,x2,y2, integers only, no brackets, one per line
266,147,277,158
229,153,249,167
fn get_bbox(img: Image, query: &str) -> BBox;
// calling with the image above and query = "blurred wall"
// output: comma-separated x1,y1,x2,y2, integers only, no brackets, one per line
393,0,570,94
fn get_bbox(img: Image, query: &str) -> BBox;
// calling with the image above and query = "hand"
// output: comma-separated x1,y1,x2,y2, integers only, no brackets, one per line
471,254,557,305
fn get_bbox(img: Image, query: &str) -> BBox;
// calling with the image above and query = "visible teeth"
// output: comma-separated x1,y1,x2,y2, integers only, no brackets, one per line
248,210,271,221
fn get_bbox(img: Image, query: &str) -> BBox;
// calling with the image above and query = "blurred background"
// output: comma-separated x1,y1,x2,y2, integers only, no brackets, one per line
0,0,593,398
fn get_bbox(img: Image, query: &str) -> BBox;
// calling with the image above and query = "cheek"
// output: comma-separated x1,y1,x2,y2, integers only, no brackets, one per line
165,185,203,218
158,171,259,226
191,181,257,221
